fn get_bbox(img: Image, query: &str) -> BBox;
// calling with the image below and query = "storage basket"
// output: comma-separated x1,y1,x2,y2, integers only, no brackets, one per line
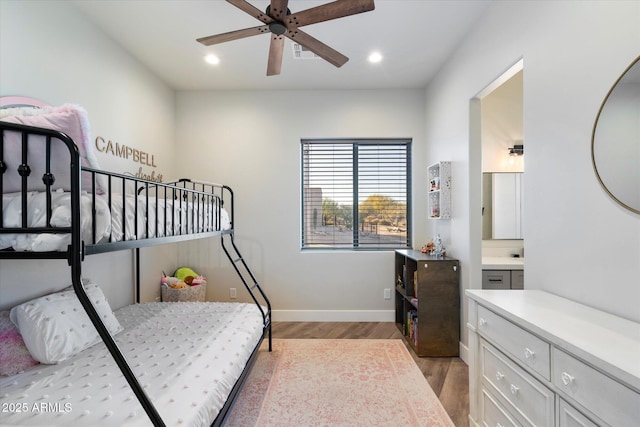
161,282,207,302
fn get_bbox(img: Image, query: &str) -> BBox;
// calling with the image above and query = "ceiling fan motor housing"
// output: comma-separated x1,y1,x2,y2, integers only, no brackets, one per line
266,5,290,35
268,21,287,35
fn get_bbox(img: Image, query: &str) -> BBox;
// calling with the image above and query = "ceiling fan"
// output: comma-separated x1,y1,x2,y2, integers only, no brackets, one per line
196,0,375,76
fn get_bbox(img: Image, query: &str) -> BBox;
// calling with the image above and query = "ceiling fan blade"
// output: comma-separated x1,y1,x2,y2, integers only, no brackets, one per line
267,35,285,76
286,0,375,28
286,29,348,68
269,0,290,20
196,25,270,46
227,0,274,24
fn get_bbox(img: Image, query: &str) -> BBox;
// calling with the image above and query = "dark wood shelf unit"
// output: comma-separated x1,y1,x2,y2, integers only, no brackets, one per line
394,249,460,357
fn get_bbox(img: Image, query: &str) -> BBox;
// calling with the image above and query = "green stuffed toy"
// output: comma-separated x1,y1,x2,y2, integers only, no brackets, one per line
174,267,198,281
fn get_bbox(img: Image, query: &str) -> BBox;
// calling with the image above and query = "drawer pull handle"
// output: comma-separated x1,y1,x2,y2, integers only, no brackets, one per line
510,384,519,395
561,371,575,386
479,318,487,327
495,371,505,382
524,347,535,359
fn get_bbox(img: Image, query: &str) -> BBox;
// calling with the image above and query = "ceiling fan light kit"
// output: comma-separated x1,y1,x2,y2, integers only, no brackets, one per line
196,0,375,76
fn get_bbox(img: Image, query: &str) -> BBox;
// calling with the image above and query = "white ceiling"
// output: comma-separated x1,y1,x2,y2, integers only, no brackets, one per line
72,0,491,91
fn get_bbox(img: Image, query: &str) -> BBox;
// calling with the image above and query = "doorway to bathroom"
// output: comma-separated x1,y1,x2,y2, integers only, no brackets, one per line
470,59,525,290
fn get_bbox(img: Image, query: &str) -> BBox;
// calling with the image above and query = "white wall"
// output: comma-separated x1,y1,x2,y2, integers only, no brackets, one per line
0,0,177,309
423,0,640,352
175,90,426,320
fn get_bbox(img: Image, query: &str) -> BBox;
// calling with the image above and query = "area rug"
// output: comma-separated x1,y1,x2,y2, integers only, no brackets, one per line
223,339,454,427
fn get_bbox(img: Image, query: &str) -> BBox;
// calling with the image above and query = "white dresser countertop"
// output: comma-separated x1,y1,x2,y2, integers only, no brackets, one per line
482,256,524,270
466,289,640,391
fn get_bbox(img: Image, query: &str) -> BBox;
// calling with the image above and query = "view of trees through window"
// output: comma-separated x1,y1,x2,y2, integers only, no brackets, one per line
301,140,411,249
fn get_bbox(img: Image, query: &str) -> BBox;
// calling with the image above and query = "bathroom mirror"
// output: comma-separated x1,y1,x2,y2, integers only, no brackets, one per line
482,172,524,240
592,56,640,214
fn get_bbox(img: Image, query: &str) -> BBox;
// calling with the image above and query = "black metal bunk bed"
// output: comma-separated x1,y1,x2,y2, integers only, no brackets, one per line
0,120,272,427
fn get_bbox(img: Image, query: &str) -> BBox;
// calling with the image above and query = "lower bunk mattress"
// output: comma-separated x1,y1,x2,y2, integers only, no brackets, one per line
0,301,265,426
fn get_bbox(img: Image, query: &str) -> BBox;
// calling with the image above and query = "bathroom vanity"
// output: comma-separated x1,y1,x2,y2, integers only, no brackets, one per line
482,256,524,290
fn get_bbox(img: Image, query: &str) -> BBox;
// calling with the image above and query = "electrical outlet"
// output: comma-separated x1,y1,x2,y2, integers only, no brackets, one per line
384,288,391,300
229,288,237,299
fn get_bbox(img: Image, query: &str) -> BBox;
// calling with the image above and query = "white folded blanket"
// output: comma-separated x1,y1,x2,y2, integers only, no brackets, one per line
1,190,230,251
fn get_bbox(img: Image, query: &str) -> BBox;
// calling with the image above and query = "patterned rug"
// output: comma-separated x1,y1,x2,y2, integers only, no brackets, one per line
223,339,455,427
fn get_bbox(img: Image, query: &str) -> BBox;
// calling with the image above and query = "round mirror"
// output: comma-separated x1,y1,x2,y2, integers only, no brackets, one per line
592,56,640,214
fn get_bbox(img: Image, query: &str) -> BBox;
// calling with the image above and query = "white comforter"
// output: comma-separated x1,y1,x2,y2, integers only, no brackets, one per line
0,302,265,427
0,190,231,251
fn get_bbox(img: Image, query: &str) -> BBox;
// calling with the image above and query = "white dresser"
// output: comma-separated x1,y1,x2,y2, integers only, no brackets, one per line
466,290,640,427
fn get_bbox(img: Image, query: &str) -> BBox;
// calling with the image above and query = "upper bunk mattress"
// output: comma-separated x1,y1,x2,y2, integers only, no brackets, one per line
0,301,265,427
0,190,231,251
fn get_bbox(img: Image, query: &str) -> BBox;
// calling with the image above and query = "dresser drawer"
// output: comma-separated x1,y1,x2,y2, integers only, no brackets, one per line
558,399,599,427
477,306,551,380
481,388,518,427
481,340,554,426
553,348,640,427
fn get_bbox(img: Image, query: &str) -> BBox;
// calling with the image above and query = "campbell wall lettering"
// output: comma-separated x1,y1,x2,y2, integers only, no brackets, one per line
95,136,163,183
95,136,157,168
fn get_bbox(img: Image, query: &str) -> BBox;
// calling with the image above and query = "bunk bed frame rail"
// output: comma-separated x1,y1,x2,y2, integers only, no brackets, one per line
0,121,272,427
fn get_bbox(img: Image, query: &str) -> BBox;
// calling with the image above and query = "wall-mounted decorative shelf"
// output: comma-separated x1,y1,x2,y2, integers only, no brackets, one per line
427,161,451,219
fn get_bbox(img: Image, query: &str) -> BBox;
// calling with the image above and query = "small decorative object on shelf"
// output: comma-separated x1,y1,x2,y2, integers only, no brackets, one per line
427,161,451,219
421,241,434,253
420,234,446,257
434,234,445,258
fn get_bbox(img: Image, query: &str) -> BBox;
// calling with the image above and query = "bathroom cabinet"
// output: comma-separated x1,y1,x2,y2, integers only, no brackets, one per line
482,269,524,289
491,173,524,239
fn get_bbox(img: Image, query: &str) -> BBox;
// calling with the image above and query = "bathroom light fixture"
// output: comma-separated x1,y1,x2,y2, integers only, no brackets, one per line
204,54,220,65
508,144,524,156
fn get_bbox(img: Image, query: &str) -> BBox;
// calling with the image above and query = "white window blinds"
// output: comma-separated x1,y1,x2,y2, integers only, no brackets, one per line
301,139,411,250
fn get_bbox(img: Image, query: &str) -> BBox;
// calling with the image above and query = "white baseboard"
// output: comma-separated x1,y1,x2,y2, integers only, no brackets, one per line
459,341,469,364
272,310,395,322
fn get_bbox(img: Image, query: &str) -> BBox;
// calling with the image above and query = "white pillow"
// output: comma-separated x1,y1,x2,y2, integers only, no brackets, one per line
10,282,123,364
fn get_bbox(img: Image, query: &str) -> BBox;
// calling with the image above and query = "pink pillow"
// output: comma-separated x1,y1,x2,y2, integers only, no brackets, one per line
0,311,39,376
0,104,105,193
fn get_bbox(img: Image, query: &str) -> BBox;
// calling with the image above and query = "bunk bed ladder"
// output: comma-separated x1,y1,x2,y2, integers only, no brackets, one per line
221,232,272,351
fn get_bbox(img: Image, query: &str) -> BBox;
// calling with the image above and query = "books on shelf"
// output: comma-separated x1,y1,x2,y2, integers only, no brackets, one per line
407,310,418,346
402,265,412,296
401,265,418,297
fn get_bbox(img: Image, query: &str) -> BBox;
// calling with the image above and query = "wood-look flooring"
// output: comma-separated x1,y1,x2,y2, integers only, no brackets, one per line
271,322,469,427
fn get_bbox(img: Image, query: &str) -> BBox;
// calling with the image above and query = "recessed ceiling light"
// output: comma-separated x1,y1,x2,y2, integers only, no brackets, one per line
204,54,220,65
368,51,383,64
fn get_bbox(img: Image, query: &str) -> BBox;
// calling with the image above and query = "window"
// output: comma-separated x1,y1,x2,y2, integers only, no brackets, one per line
301,139,411,250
